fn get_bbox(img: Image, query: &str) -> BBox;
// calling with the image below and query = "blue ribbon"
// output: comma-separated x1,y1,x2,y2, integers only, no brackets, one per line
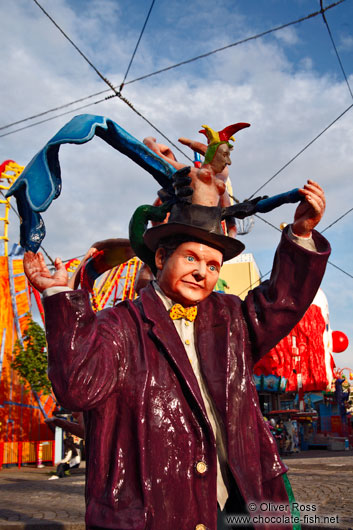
6,114,176,252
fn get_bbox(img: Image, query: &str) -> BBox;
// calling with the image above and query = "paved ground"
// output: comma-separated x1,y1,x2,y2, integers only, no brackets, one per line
284,450,353,530
0,464,85,529
0,451,352,529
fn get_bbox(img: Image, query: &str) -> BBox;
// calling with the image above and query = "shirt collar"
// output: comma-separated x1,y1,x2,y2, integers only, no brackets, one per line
152,281,173,311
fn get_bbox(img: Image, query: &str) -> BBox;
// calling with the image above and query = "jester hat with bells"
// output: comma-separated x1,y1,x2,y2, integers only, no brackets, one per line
200,123,250,165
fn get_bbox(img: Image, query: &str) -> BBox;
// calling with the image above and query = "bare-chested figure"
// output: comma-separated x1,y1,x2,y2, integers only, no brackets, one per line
143,122,250,237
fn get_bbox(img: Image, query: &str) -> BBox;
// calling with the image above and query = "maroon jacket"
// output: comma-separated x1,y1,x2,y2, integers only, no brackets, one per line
44,229,330,530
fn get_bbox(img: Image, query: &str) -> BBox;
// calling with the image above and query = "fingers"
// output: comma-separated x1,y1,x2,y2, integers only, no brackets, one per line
173,166,193,200
23,251,36,278
53,258,69,284
24,251,50,278
178,137,207,155
299,179,326,215
54,256,67,273
293,180,325,236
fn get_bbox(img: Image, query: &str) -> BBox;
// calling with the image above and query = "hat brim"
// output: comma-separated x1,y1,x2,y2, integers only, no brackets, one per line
143,222,244,262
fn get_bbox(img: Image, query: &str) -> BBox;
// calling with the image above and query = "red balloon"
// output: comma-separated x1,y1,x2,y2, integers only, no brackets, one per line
332,330,349,353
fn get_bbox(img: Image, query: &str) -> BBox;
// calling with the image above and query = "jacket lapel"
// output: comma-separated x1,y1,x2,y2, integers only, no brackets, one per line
196,295,230,424
138,284,214,433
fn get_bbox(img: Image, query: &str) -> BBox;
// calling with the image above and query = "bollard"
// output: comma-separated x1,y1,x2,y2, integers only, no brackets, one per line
37,441,44,468
18,442,22,469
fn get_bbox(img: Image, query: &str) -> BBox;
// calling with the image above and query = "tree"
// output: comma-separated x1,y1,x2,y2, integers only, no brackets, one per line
11,316,52,395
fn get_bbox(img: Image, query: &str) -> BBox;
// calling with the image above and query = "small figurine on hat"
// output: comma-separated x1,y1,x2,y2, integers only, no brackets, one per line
191,122,250,207
144,122,250,214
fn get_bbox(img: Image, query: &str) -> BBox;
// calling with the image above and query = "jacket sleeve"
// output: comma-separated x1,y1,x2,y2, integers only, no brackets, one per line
44,289,127,410
242,226,330,365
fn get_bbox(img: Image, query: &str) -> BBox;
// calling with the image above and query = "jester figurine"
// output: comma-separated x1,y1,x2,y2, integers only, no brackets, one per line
24,155,330,530
144,122,250,238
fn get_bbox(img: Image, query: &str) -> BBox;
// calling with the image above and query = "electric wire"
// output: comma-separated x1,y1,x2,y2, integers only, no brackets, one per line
254,213,353,280
236,269,272,299
120,0,347,87
326,260,353,280
0,96,114,138
0,90,193,161
248,102,353,199
119,0,156,91
8,0,353,284
0,88,110,131
7,2,351,188
2,0,345,134
32,0,192,162
33,0,117,93
320,0,353,100
321,206,353,233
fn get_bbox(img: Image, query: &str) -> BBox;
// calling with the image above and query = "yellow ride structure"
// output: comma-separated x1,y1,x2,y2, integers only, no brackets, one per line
0,158,140,465
0,160,56,453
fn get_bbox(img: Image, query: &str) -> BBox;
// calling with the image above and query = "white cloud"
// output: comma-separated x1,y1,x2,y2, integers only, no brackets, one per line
273,27,300,45
339,35,353,52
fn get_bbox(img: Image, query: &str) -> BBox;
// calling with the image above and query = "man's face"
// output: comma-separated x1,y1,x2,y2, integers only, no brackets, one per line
155,241,223,306
210,143,232,174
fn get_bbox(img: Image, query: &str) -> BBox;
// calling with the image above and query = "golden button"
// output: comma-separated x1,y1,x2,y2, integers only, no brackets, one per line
185,321,190,326
195,525,207,530
185,339,190,345
196,461,207,474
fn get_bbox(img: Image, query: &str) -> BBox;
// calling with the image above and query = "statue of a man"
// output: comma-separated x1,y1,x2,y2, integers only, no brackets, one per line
24,180,329,530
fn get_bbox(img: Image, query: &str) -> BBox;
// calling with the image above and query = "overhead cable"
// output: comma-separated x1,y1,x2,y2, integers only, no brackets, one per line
236,269,271,298
0,88,110,132
32,0,192,162
327,260,353,280
254,213,353,280
320,0,353,100
0,96,113,138
121,0,346,87
321,206,353,233
248,102,353,199
33,0,117,93
119,0,156,91
3,0,345,134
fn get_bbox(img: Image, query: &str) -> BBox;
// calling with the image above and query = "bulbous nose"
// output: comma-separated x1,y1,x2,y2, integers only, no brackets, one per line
193,261,206,280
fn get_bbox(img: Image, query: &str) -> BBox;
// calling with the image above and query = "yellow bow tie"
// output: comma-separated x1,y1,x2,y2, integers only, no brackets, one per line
169,303,198,322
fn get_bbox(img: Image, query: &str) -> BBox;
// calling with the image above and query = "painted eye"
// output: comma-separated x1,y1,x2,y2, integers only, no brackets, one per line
209,265,216,272
186,256,195,262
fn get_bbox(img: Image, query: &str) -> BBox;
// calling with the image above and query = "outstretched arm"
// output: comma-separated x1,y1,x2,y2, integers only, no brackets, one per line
243,180,330,363
143,137,185,170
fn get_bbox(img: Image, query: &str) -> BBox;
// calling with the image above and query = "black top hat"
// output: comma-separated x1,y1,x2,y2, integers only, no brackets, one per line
143,202,244,262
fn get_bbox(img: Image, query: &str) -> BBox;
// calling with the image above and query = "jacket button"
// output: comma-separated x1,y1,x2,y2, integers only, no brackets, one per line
195,461,207,475
195,525,207,530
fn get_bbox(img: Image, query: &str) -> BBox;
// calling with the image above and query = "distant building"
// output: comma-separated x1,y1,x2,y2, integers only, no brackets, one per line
218,253,260,299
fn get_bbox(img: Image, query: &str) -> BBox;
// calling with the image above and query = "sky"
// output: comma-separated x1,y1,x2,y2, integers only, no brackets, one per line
1,0,353,369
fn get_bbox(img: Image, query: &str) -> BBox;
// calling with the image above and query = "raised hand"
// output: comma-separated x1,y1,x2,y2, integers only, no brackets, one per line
292,180,326,237
23,251,68,293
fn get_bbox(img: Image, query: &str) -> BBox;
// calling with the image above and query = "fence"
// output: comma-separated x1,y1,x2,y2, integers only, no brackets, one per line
0,440,55,469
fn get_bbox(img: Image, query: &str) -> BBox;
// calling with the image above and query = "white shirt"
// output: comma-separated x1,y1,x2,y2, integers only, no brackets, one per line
153,281,230,509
